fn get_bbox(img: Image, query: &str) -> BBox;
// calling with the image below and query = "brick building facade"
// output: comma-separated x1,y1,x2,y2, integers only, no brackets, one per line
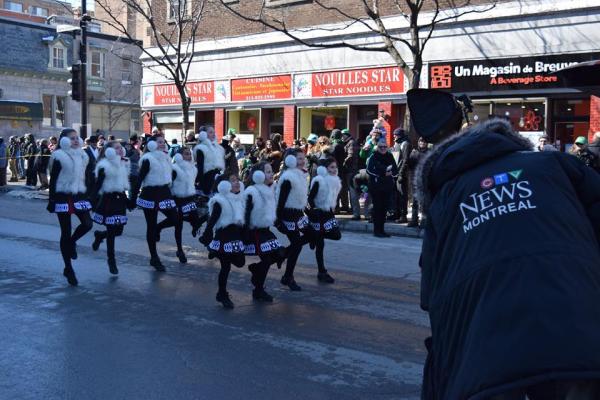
139,0,600,149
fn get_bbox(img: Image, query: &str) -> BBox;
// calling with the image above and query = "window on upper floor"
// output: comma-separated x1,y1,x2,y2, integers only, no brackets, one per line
121,57,132,85
49,44,67,70
265,0,308,7
90,50,104,78
168,0,190,20
3,0,23,12
30,6,48,16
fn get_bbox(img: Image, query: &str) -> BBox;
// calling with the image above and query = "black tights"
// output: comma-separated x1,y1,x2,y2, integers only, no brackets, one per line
157,210,204,252
143,208,179,258
95,225,125,260
57,212,93,269
250,253,278,290
315,237,327,273
283,230,310,279
218,258,231,294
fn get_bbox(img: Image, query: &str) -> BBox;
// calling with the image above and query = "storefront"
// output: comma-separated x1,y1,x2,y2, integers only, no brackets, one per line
0,100,43,138
141,65,407,145
429,52,600,149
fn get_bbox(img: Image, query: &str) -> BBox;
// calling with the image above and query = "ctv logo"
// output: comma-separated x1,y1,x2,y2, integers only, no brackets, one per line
460,169,536,234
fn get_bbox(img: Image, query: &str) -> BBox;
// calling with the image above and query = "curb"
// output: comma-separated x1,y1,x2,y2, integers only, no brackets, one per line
337,218,424,238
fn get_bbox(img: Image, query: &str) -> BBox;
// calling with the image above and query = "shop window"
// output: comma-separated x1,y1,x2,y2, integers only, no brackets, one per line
552,99,590,118
43,95,66,127
227,109,260,144
3,1,22,12
298,107,348,138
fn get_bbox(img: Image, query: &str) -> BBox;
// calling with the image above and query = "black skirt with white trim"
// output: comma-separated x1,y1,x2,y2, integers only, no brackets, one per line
52,193,92,215
136,185,176,210
92,192,128,226
244,227,282,255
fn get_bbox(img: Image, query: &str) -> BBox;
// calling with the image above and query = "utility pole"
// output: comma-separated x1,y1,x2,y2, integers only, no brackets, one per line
79,1,91,139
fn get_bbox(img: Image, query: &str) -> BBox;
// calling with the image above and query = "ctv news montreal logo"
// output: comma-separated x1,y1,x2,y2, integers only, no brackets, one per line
459,170,537,234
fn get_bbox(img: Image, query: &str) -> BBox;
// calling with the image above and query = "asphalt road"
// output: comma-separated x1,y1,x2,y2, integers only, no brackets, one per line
0,193,428,400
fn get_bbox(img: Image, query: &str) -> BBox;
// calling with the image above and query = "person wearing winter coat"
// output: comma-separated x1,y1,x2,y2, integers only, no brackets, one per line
8,137,20,182
130,136,179,271
393,128,411,223
90,141,132,275
243,162,286,302
275,150,311,291
46,128,94,286
24,134,38,187
156,147,205,264
570,136,598,171
416,118,600,400
342,129,361,219
407,137,430,227
194,126,225,197
35,139,51,189
0,137,7,186
307,158,341,284
366,138,398,237
200,173,246,309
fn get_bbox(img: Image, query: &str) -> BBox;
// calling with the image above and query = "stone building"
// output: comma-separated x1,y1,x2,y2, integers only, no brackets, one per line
0,15,142,140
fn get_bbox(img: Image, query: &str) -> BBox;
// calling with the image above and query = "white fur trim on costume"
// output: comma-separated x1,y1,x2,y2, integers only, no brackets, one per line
198,131,207,142
311,173,342,211
140,150,172,188
252,170,265,185
105,147,118,161
194,140,225,172
95,157,130,194
51,148,89,194
146,140,158,152
78,137,84,146
173,153,183,163
60,136,71,149
217,180,231,195
208,190,245,230
317,166,327,177
284,155,297,169
275,168,308,210
244,183,276,228
171,158,196,198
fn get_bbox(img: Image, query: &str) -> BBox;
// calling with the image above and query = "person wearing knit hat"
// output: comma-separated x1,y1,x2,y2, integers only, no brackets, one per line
46,128,93,286
571,135,598,170
366,136,398,237
274,148,311,291
243,161,286,302
129,136,179,271
194,125,226,197
307,133,318,145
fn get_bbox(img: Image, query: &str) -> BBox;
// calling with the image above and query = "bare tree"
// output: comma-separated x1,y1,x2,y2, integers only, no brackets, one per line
218,0,498,131
95,0,207,137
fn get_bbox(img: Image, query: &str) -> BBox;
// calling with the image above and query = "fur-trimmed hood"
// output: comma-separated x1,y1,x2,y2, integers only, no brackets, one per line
414,119,533,210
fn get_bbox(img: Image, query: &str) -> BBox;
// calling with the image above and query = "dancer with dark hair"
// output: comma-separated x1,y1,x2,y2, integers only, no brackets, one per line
156,147,205,264
47,128,93,286
275,150,311,291
90,140,131,275
307,158,341,284
130,136,179,271
243,162,286,302
200,174,246,309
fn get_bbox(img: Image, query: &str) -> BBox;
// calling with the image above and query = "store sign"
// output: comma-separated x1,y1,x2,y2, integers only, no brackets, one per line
0,101,43,121
231,75,292,102
142,81,215,107
429,53,600,92
294,66,404,99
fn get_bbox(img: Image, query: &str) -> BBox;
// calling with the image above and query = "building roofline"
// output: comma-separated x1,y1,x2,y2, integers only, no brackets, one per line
0,15,142,46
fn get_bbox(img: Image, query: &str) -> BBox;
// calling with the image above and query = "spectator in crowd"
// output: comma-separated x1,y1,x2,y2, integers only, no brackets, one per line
108,135,116,141
125,134,141,188
366,138,398,237
0,137,6,186
98,135,106,148
586,132,600,173
184,130,196,147
342,129,361,220
232,137,245,160
18,136,26,179
407,136,430,227
48,136,58,152
306,133,318,155
359,129,382,162
330,129,348,213
25,133,38,187
307,136,332,178
570,136,598,170
259,139,283,174
221,135,239,176
169,138,182,158
84,136,99,196
271,133,282,152
35,139,51,190
249,137,264,163
536,135,550,151
8,137,19,182
393,128,411,223
151,126,159,136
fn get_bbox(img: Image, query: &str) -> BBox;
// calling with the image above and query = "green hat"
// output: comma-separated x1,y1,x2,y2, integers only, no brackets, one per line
307,133,318,144
574,136,587,145
341,128,351,136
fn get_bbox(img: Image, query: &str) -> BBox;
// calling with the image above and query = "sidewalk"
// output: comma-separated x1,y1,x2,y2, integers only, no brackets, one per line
0,181,424,238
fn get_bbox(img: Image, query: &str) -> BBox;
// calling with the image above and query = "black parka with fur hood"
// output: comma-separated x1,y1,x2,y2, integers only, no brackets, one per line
416,119,600,400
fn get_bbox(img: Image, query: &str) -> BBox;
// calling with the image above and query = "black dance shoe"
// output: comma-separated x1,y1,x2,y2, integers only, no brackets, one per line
317,271,335,284
216,291,234,309
63,267,78,286
92,231,103,251
252,289,274,302
108,258,118,275
176,250,187,264
150,257,166,272
280,275,302,291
